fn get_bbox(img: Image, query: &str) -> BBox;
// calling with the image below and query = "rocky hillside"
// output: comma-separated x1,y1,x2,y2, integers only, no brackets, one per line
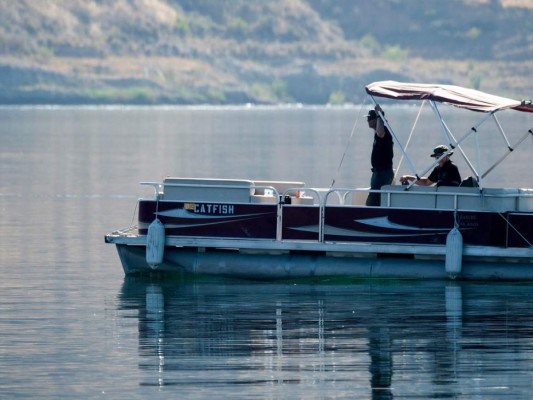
0,0,531,104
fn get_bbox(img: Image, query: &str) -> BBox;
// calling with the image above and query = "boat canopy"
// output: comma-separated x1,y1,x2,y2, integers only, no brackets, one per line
366,81,533,113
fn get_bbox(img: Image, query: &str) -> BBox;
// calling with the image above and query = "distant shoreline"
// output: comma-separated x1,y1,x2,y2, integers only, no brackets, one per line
1,57,531,106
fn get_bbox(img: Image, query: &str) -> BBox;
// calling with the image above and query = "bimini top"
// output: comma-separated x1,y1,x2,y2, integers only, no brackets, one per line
366,81,533,113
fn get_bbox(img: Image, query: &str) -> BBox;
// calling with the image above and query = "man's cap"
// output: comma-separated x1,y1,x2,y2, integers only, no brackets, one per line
367,110,378,120
430,145,453,158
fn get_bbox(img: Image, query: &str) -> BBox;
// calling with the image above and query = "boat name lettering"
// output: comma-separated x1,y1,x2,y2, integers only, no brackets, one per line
457,214,479,228
188,203,235,215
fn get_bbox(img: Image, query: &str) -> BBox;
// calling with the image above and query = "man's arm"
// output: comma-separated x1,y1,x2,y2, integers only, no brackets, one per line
374,105,386,138
375,117,386,138
399,175,435,186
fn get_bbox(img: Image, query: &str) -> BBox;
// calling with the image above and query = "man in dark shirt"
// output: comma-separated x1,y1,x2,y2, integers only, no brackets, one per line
400,145,461,187
366,105,394,206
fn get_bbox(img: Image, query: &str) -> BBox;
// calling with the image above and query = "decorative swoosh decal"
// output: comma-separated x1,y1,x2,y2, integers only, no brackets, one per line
289,225,320,233
324,225,446,238
288,224,448,238
163,216,267,229
354,216,450,232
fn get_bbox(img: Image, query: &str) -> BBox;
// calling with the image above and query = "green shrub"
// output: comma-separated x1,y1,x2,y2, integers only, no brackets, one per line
328,91,345,105
360,34,380,55
382,45,408,61
175,18,189,36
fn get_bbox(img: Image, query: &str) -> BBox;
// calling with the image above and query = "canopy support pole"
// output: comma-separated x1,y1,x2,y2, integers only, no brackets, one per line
446,110,496,186
394,100,426,182
481,127,533,179
430,100,456,147
430,101,479,180
492,113,513,150
474,123,483,189
454,111,494,147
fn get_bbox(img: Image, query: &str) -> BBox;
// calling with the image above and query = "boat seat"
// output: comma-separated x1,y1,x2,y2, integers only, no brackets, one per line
518,188,533,212
250,194,278,204
436,186,481,210
251,181,310,204
436,187,520,211
162,177,254,202
380,185,437,208
482,188,519,212
251,180,305,196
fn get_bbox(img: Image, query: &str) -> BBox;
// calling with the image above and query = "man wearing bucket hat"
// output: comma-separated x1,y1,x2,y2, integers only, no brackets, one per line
399,145,461,187
366,104,394,206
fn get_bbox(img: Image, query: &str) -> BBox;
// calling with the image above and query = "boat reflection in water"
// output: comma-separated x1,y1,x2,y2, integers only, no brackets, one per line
118,278,533,399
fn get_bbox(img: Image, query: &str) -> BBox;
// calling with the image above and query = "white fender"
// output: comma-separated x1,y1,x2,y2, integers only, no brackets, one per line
445,227,463,278
146,218,165,269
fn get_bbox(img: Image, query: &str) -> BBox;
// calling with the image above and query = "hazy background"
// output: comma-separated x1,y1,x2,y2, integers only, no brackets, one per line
0,0,532,105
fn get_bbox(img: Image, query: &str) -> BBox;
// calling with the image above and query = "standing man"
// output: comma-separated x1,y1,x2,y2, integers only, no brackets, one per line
366,105,394,206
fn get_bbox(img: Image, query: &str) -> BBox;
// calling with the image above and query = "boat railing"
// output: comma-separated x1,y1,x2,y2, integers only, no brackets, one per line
322,188,370,206
378,185,533,212
141,180,320,205
138,181,532,245
141,180,533,210
140,181,164,198
318,186,533,210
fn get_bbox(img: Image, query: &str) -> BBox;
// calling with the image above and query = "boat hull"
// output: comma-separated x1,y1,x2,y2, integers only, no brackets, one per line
106,180,533,281
113,243,533,281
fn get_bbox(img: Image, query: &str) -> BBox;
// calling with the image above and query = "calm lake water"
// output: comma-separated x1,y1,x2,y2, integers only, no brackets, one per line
1,105,532,399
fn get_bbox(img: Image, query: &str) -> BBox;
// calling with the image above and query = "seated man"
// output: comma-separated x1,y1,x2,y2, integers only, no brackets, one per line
399,145,461,187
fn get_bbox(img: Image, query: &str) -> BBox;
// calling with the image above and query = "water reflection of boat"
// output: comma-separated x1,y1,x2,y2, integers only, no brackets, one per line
118,278,533,397
106,82,533,280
